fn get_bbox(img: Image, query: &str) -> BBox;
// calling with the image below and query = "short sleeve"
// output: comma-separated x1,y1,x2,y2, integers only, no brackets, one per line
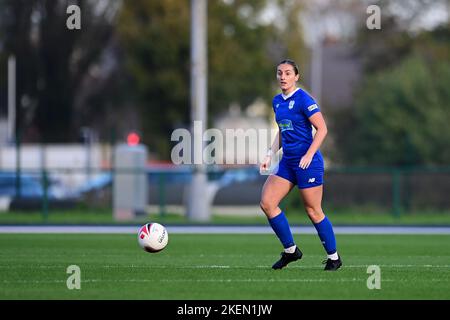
272,97,278,113
301,94,320,118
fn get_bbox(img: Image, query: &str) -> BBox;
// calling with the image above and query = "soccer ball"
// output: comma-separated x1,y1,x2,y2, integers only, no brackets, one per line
137,222,169,253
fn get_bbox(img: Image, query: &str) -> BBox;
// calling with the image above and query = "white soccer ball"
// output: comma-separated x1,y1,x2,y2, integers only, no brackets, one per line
137,223,169,253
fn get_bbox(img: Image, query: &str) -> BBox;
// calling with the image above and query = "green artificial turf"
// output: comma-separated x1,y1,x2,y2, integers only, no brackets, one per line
0,233,449,300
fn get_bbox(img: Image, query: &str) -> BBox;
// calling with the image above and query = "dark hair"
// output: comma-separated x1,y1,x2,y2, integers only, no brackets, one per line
277,59,299,75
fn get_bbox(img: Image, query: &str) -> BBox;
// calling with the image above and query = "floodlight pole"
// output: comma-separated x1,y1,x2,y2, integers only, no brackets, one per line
187,0,209,221
8,56,16,143
8,55,21,198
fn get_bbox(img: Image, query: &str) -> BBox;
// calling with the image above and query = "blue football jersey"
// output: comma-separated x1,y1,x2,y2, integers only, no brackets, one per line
272,88,321,158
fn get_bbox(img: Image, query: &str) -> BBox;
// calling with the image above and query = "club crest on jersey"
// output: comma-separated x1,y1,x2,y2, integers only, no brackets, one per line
288,100,295,109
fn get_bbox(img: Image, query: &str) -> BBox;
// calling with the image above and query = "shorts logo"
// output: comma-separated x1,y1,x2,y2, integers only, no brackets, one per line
289,100,295,109
308,178,316,183
278,119,294,132
308,104,318,112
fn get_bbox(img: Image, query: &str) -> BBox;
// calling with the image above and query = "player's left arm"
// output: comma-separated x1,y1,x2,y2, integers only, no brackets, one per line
299,112,328,169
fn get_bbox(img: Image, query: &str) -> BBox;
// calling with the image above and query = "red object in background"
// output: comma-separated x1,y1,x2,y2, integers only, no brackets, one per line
127,132,140,146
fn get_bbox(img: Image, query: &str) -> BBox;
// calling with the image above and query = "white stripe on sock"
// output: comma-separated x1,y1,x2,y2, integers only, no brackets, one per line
327,252,339,260
284,245,297,253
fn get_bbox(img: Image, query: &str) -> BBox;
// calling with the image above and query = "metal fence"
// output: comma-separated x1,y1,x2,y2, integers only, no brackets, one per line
324,167,450,216
1,166,449,221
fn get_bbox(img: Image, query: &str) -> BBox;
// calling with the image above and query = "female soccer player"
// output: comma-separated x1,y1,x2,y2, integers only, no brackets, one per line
260,59,342,271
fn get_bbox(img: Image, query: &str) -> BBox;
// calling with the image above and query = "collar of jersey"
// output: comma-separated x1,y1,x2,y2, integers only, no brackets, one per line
281,88,300,100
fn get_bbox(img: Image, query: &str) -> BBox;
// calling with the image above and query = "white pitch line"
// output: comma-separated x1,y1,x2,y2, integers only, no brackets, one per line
2,278,449,284
1,225,450,234
0,278,383,284
0,264,449,269
158,278,393,283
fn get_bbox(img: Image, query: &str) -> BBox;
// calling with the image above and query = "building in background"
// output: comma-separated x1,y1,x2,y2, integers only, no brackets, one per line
301,0,365,110
213,100,275,166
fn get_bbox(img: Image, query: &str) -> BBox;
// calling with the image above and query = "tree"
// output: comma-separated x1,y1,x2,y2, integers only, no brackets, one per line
116,0,306,158
330,0,450,166
355,0,449,74
1,0,309,154
0,0,119,143
334,52,450,166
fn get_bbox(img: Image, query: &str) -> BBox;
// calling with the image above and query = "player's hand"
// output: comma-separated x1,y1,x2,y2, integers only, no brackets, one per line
299,153,313,169
259,155,272,174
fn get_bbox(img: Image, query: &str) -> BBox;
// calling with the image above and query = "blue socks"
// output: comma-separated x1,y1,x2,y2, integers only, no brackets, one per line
269,211,337,255
268,211,295,248
313,216,337,254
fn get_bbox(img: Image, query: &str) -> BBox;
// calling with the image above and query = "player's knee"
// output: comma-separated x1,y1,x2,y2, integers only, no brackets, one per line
259,200,269,213
260,199,276,215
305,206,324,223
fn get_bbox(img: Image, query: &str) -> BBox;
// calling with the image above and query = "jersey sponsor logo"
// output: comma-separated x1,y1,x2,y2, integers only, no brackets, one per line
278,119,294,132
308,178,316,183
307,104,318,112
288,100,295,109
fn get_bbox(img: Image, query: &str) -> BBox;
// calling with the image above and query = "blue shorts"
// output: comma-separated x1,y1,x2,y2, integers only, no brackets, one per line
273,154,324,189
